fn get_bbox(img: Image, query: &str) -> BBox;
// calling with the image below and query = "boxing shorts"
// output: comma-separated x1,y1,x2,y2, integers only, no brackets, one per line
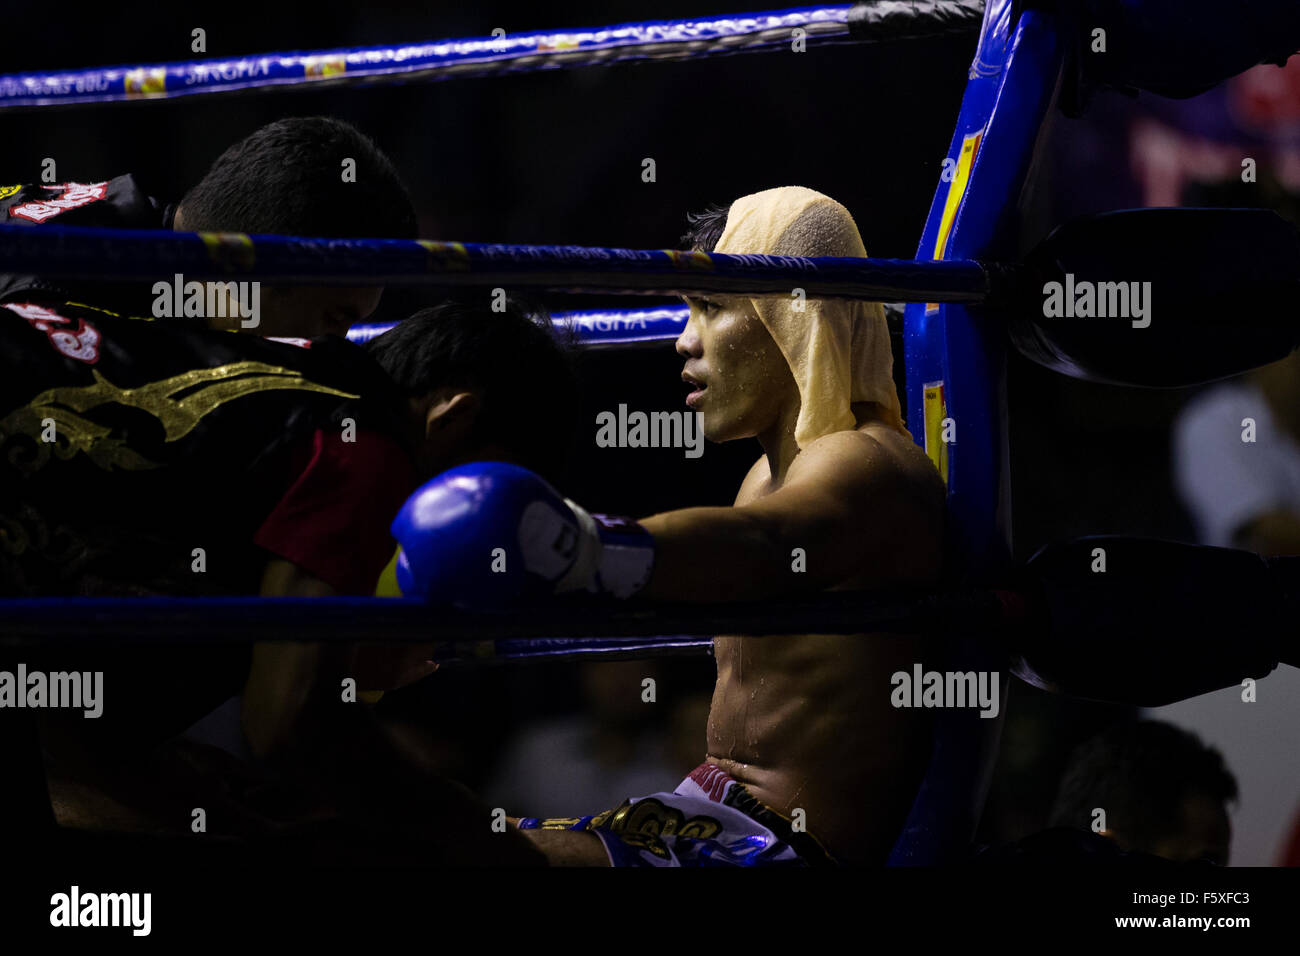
517,762,836,866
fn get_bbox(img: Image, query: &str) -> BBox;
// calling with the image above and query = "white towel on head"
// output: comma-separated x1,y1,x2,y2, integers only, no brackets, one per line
715,186,907,448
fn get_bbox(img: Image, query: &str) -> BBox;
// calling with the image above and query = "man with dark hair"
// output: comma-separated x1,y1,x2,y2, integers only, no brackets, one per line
679,202,730,255
2,295,575,862
0,116,416,338
367,299,578,486
175,116,416,240
1048,720,1237,864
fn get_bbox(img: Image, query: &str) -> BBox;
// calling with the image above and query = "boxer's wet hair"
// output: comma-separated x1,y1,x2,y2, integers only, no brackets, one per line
680,203,730,253
178,116,417,239
1048,719,1237,861
367,298,580,483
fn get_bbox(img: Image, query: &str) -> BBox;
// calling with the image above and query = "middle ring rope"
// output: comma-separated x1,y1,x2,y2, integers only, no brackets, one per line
0,225,993,303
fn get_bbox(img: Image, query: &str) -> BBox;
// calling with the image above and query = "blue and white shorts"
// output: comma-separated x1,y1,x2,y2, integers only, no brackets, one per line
516,763,835,866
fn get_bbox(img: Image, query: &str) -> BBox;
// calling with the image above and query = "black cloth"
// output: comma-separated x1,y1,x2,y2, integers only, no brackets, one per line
1035,0,1300,116
0,173,174,316
0,301,412,597
971,827,1218,865
0,301,413,764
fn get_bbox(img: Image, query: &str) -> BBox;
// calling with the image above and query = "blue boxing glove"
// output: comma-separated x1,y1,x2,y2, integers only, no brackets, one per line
391,461,655,607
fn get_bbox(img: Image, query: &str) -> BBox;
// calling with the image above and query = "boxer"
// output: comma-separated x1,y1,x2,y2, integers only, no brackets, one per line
395,187,946,864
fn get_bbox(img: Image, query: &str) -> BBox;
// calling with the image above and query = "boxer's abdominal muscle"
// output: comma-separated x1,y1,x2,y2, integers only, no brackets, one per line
706,629,935,864
703,429,942,864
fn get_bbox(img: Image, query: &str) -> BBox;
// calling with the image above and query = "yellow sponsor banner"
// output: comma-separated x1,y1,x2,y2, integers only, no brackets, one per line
926,129,983,314
199,232,256,271
923,380,950,487
303,55,347,79
419,239,470,272
664,249,713,273
0,185,21,201
124,68,167,97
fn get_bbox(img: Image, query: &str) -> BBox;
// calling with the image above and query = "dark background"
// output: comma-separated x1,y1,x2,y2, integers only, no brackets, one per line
3,1,1290,848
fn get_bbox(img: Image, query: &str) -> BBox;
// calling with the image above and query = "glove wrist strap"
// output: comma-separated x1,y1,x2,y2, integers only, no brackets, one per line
589,513,656,600
555,498,602,594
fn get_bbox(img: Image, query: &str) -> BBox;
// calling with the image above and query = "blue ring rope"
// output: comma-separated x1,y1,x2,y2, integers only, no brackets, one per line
349,307,689,347
0,4,981,111
348,303,906,347
0,225,991,303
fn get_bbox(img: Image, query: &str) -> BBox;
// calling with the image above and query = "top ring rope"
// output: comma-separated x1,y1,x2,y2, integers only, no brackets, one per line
0,2,985,110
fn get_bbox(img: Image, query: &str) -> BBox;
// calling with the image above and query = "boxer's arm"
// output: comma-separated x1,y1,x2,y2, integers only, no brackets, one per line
245,427,431,761
244,558,436,760
242,559,341,760
639,430,942,602
246,559,544,865
261,556,337,597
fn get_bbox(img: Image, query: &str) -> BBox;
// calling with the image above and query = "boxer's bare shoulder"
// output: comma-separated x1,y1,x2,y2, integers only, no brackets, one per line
735,410,944,587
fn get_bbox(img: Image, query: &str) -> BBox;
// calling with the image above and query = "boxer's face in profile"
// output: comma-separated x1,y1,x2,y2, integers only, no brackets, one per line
257,285,384,338
174,208,381,338
677,295,796,442
192,281,381,337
